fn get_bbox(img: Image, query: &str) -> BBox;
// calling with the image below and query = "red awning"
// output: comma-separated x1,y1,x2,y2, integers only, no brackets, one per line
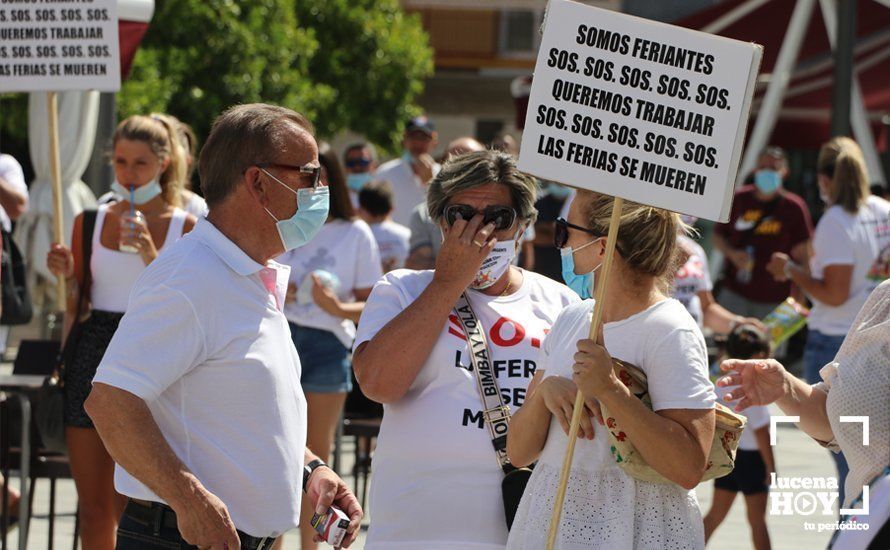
675,0,890,150
118,0,154,79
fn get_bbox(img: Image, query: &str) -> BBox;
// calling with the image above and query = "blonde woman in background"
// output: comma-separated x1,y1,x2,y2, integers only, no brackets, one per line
767,137,890,505
162,114,209,218
47,115,196,548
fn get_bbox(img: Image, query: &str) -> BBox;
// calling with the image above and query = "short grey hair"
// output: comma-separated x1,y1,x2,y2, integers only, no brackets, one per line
198,103,314,206
427,150,538,226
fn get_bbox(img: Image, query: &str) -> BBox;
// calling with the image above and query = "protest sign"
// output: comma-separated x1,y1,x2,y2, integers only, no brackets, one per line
1,0,122,304
515,3,763,547
517,0,762,222
0,0,121,92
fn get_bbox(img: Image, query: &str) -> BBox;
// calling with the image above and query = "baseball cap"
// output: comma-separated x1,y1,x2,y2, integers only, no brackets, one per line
405,116,436,135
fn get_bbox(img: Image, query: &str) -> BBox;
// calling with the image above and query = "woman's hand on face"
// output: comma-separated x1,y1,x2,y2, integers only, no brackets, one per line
311,274,342,316
717,358,789,411
46,243,74,279
432,213,497,291
766,252,790,282
537,376,598,440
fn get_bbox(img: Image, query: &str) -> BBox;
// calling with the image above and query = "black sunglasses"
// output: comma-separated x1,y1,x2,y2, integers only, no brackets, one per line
444,204,517,231
344,158,372,169
256,163,322,189
555,218,628,255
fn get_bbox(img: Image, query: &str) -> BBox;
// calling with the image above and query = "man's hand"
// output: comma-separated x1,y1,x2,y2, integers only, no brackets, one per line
172,486,240,550
305,466,363,548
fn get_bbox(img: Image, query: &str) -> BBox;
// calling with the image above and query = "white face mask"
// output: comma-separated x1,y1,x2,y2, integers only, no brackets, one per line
470,238,518,290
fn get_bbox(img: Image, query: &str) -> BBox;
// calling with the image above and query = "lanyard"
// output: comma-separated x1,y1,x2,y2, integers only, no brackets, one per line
453,292,514,473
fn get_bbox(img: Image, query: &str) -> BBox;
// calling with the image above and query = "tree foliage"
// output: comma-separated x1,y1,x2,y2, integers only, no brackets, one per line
119,0,433,152
294,0,434,148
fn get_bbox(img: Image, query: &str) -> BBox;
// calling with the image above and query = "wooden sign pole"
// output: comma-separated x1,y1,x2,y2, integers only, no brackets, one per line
46,92,66,307
546,196,624,549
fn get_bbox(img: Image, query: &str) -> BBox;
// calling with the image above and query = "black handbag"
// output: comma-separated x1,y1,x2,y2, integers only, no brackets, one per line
453,293,532,529
0,229,32,325
35,210,97,453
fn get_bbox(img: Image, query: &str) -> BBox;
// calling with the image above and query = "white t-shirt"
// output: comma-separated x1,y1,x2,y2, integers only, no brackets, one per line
278,219,382,347
353,269,579,549
714,385,769,451
375,158,440,226
370,220,411,271
507,298,715,550
672,235,713,327
93,219,306,538
808,196,890,335
0,154,28,232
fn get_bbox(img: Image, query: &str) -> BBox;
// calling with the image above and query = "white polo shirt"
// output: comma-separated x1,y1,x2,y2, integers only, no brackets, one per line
93,218,307,538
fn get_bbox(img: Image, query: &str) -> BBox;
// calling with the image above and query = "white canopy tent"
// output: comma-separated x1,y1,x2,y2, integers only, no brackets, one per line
14,0,154,311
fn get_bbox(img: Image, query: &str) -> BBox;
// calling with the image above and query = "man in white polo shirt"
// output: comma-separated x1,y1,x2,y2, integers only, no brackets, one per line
85,104,362,549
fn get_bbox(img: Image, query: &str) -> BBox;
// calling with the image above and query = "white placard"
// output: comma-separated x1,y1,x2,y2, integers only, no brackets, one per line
0,0,121,92
518,0,762,222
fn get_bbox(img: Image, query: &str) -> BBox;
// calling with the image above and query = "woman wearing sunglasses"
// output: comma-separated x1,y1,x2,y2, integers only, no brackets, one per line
352,150,578,549
506,192,716,550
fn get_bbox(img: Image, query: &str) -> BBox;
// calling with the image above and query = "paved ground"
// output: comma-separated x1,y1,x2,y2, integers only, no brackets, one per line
2,411,839,549
3,322,839,549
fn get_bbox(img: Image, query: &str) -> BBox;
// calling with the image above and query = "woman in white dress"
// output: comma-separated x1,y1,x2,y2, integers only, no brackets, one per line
506,192,716,549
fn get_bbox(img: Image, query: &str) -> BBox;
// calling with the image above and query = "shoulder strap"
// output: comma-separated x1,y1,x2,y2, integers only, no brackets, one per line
78,210,97,316
453,292,514,473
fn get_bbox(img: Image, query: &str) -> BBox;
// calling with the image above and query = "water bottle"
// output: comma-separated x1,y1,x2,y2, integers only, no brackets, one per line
118,186,143,254
736,245,755,284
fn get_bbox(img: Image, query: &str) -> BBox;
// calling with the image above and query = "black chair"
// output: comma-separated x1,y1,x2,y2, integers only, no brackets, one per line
2,339,79,550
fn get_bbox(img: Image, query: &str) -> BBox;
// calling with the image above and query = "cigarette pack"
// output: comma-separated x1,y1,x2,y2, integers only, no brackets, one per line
762,297,810,348
310,506,349,547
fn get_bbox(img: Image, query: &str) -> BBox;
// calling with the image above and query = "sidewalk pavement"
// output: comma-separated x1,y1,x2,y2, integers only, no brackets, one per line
3,411,836,549
3,318,838,549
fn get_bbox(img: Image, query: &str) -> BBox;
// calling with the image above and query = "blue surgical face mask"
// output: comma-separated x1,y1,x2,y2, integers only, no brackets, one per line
261,169,330,252
401,150,414,164
111,178,163,205
346,172,372,192
560,239,601,299
754,169,782,195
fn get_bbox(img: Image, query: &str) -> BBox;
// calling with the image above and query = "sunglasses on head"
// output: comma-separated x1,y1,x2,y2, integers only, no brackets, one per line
444,204,517,232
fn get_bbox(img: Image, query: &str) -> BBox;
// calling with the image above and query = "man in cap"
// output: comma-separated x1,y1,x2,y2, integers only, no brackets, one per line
375,116,439,226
